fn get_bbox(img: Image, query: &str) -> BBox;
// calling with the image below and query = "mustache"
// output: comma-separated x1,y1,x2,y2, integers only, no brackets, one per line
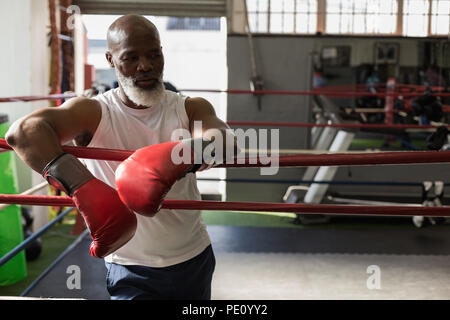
133,74,162,82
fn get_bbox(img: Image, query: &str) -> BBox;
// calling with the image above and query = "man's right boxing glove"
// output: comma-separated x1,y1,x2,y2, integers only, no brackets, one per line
42,153,137,258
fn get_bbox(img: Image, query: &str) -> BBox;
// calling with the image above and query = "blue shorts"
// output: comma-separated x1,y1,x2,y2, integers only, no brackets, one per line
105,245,216,300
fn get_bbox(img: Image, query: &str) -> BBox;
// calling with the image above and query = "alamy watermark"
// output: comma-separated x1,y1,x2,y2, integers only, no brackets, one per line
65,5,81,30
66,264,81,290
170,121,280,175
366,265,381,290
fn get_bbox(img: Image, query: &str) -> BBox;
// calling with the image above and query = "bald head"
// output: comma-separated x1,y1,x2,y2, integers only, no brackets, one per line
105,14,164,76
107,14,160,53
105,15,165,108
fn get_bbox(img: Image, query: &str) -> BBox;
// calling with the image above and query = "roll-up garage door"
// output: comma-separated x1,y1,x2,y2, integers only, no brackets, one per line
72,0,227,17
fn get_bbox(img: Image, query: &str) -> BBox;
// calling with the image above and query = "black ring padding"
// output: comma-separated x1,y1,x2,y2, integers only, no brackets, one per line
20,228,90,297
0,207,74,268
41,152,68,176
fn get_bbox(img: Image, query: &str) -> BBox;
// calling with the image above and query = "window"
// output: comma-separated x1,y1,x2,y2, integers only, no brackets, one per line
326,0,398,35
246,0,318,34
431,0,450,35
167,17,221,31
403,0,430,36
237,0,450,37
295,0,318,34
246,0,269,33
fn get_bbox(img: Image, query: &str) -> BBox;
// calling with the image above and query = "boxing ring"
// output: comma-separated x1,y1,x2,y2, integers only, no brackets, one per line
1,85,450,299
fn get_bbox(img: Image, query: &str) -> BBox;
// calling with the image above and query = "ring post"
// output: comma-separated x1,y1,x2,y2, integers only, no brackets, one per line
0,114,27,285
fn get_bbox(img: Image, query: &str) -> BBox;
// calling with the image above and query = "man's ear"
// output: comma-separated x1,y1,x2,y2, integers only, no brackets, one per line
106,51,115,68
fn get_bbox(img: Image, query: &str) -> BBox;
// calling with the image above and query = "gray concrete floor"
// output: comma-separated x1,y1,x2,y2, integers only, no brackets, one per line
209,225,450,300
211,252,450,300
22,224,450,300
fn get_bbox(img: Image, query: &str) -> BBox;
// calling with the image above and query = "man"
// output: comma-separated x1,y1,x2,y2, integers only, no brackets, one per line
6,14,234,300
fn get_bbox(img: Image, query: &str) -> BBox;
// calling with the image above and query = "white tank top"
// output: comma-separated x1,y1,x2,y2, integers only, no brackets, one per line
84,88,211,268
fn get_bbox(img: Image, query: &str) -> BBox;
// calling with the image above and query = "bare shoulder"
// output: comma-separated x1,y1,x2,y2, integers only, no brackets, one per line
58,97,102,129
61,96,101,113
43,97,102,146
185,97,215,120
64,97,102,147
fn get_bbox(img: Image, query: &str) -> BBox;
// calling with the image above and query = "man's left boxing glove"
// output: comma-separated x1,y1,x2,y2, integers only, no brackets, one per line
115,138,213,217
42,153,137,258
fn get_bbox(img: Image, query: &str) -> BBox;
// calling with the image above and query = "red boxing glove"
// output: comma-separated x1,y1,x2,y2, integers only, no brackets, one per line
115,139,212,217
43,153,137,258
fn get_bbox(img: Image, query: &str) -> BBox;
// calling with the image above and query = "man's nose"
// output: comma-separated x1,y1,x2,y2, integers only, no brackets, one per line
137,56,153,72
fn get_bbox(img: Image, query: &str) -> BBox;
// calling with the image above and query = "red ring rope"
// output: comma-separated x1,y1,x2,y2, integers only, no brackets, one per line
0,194,448,217
0,94,77,103
226,121,447,130
312,83,446,93
215,151,450,168
179,88,450,98
1,90,448,104
1,138,450,167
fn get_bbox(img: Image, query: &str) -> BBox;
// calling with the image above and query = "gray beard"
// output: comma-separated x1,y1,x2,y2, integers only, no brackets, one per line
115,70,165,108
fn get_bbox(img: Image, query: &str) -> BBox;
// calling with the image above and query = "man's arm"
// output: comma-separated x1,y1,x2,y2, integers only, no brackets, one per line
185,97,229,138
185,97,237,164
5,97,101,173
6,97,137,259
